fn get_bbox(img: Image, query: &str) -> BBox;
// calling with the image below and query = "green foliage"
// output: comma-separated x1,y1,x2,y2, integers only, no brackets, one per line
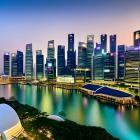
58,111,66,118
16,137,27,140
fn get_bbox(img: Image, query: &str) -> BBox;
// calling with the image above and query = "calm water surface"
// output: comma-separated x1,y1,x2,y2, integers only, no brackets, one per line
0,84,140,140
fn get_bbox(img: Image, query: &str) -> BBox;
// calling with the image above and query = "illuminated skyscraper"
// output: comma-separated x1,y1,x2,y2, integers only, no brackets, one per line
134,30,140,47
125,48,139,83
57,45,65,76
101,34,107,53
103,53,116,81
78,42,86,69
117,45,125,80
67,33,76,75
110,35,116,53
4,52,10,75
86,35,94,69
94,43,101,55
11,53,17,77
17,50,23,77
47,40,55,58
25,44,33,79
36,50,44,80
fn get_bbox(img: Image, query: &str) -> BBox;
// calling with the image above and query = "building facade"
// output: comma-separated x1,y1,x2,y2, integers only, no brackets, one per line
11,53,17,77
48,40,55,58
134,30,140,47
36,50,44,80
45,58,56,81
101,34,107,53
117,45,125,80
110,35,116,53
78,42,86,69
57,45,65,76
17,50,23,77
4,52,10,75
67,33,76,76
94,43,101,55
86,35,94,69
125,49,139,83
25,44,33,79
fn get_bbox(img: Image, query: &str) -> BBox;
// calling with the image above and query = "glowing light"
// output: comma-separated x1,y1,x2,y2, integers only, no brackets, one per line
27,46,30,49
96,46,101,49
82,44,86,47
48,63,52,67
134,47,139,50
120,55,124,57
70,49,72,51
110,53,114,56
48,68,52,71
104,69,110,72
135,32,139,40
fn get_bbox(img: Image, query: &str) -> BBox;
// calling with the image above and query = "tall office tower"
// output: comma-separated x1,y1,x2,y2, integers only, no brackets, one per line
103,53,116,81
125,48,139,83
36,50,44,80
11,53,17,77
57,45,65,76
4,52,10,75
126,46,134,51
117,45,125,80
93,56,95,80
17,50,23,77
134,30,140,47
25,44,33,79
47,40,55,58
101,34,107,53
78,42,86,69
94,43,101,55
86,35,94,69
110,35,116,53
67,33,76,75
94,54,104,80
45,58,56,81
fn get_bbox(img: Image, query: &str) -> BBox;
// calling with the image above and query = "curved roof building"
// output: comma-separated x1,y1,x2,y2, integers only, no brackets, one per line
0,104,24,140
47,115,64,122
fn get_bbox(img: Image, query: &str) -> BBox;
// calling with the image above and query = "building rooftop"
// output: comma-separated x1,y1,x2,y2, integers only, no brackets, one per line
81,84,102,91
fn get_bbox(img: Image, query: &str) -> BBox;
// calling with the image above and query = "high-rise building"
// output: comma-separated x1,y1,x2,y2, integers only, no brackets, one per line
110,35,116,53
45,58,56,81
17,50,23,77
11,53,17,77
4,52,10,75
94,54,104,80
134,30,140,47
125,48,139,83
117,45,125,80
36,50,44,80
101,34,107,53
25,44,33,79
94,43,101,55
78,42,86,69
47,40,55,58
86,35,94,69
67,33,76,76
57,45,65,76
103,53,116,81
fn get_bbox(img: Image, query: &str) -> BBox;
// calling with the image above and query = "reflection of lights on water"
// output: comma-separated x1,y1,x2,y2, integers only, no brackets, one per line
83,97,88,108
118,105,120,111
131,105,133,111
121,105,125,113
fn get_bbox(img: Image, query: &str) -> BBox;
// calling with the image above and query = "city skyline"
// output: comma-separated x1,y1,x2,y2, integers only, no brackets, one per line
1,0,140,74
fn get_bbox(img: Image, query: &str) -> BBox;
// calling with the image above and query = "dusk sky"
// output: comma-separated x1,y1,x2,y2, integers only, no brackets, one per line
0,0,140,74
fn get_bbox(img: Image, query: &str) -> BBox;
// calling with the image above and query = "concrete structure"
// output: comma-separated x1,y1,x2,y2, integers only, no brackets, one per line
0,104,24,140
81,84,135,104
47,115,64,122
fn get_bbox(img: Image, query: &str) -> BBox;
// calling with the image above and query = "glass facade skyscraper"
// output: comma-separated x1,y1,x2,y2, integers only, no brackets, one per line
4,52,10,75
48,40,55,58
25,44,33,79
11,53,17,77
101,34,107,53
57,45,65,76
86,35,94,69
36,50,44,80
67,33,76,76
78,42,86,69
94,43,101,55
110,35,116,53
17,50,23,77
125,49,139,83
117,45,125,80
134,30,140,47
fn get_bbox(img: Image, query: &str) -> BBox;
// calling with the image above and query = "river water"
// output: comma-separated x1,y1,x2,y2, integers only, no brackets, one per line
0,84,140,140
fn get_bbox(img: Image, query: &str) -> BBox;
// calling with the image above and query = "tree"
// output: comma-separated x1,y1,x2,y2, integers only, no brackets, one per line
58,111,66,119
